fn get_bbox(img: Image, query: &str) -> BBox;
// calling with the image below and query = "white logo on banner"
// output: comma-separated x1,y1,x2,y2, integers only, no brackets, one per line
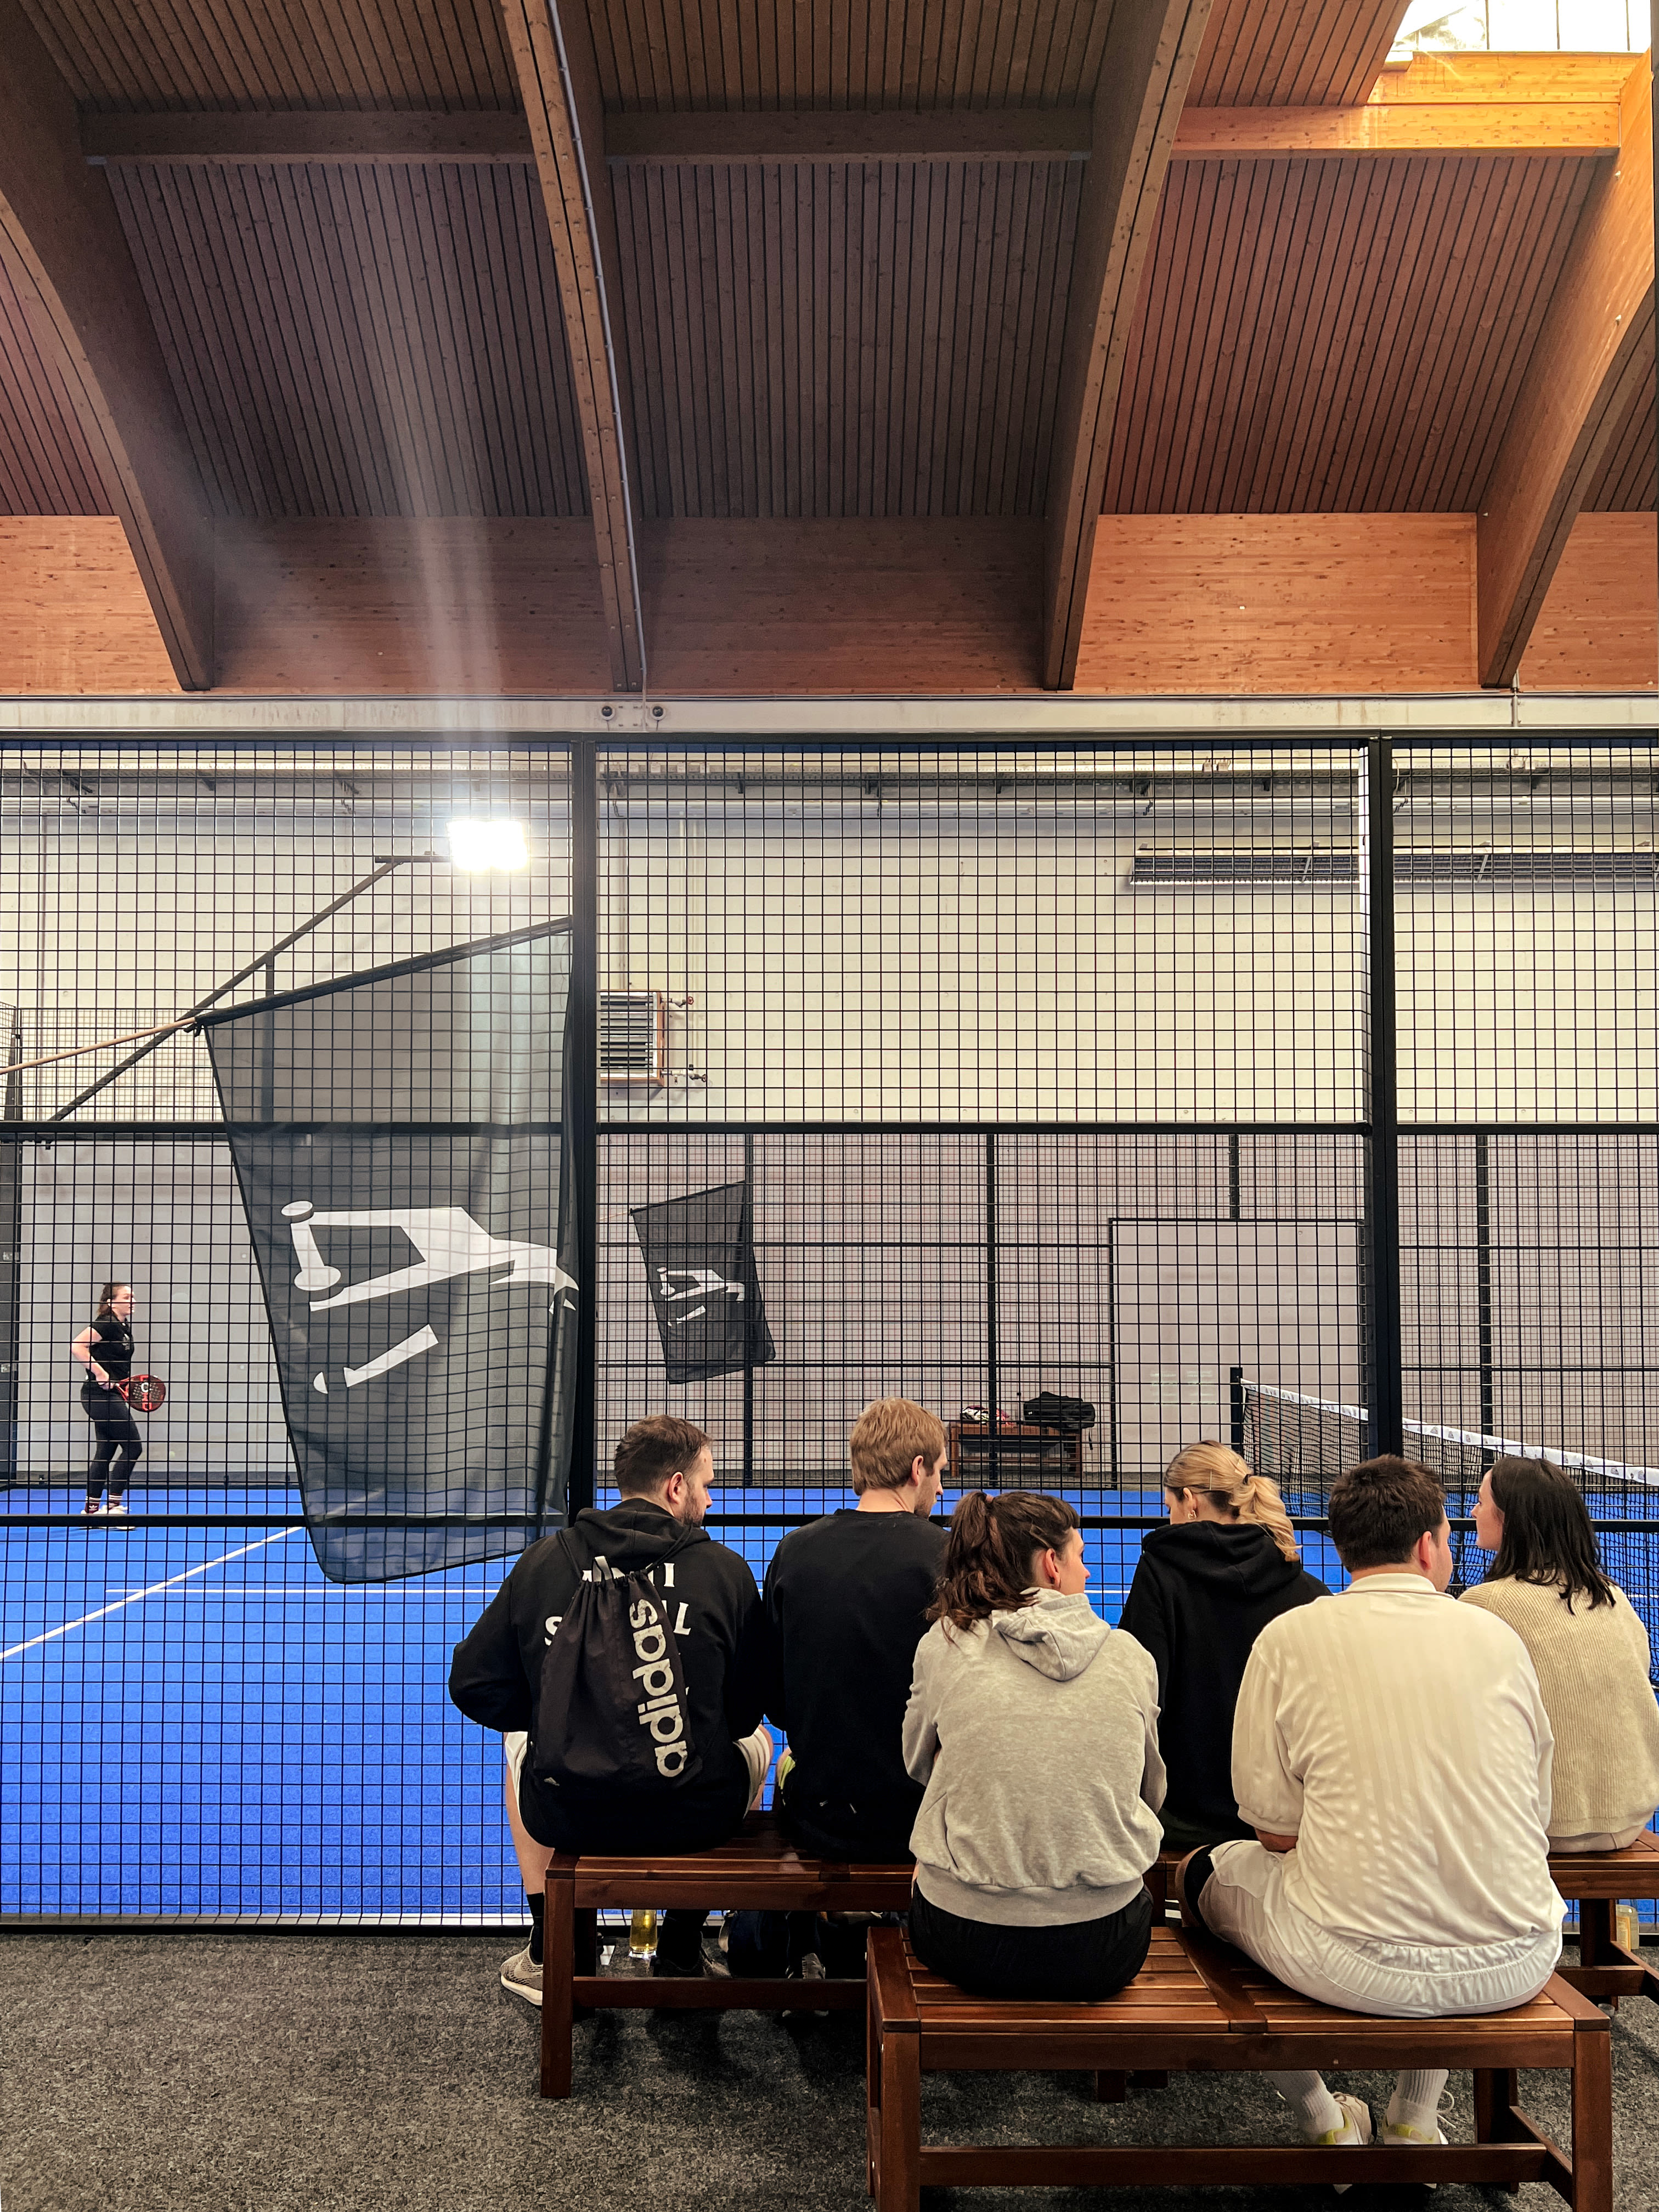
282,1203,578,1394
656,1266,744,1328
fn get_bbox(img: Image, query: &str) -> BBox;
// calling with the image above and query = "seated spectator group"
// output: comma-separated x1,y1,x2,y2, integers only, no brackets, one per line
448,1399,1659,2168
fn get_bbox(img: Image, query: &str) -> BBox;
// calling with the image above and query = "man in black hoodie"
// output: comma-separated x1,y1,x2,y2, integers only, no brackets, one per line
449,1415,770,2003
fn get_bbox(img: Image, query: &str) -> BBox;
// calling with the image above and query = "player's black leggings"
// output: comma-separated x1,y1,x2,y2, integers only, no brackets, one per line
81,1384,142,1498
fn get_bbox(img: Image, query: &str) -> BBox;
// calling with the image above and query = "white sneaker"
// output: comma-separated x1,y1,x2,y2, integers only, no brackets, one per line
105,1499,129,1517
1381,2089,1453,2186
1310,2092,1372,2193
81,1500,105,1518
499,1945,543,2008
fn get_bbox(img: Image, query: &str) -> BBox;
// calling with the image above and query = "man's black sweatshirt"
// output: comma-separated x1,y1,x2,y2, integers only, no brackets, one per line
1116,1522,1326,1845
448,1499,764,1852
752,1507,946,1859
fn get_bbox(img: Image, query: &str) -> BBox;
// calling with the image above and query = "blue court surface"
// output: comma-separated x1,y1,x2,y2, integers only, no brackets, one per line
0,1483,1627,1924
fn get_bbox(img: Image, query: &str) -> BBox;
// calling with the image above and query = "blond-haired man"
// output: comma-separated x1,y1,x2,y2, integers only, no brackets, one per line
752,1397,948,1866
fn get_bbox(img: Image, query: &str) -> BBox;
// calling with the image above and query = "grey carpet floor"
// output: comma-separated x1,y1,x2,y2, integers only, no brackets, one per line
2,1932,1656,2212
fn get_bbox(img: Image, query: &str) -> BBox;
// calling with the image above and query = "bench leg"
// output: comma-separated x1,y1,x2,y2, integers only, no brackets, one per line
873,2017,920,2212
1577,1901,1613,1973
1572,2022,1613,2212
1094,2071,1127,2102
540,1871,575,2100
1474,2066,1522,2194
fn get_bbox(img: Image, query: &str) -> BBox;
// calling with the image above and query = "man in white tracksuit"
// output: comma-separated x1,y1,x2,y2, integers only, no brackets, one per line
1178,1453,1563,2160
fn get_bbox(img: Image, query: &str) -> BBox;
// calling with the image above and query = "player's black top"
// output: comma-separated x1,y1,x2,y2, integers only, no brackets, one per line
83,1313,134,1385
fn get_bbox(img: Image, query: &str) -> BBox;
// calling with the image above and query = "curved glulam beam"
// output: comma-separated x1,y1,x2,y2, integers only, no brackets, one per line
1476,54,1655,689
499,0,645,693
1042,0,1217,692
0,0,212,690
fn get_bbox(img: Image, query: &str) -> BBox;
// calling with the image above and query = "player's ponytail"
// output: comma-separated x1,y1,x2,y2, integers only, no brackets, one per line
930,1490,1080,1630
1165,1440,1300,1562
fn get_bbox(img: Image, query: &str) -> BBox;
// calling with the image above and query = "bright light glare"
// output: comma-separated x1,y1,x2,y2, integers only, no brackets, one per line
447,817,529,872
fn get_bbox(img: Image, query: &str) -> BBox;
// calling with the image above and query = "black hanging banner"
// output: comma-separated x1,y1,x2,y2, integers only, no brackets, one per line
200,919,578,1583
630,1181,775,1385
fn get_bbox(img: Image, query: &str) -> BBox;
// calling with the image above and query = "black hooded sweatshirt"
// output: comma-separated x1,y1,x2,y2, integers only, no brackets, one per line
1116,1522,1326,1845
448,1499,764,1853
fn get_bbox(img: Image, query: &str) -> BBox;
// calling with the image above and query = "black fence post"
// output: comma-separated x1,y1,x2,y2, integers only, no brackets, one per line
1365,736,1404,1459
0,1006,19,1484
985,1131,998,1482
567,738,600,1518
743,1129,755,1489
1229,1364,1246,1453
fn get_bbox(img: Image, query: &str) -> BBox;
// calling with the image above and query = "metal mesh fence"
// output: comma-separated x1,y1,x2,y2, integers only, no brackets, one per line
2,734,1655,1921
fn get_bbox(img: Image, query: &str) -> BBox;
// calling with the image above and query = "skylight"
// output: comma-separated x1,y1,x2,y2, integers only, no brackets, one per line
1389,0,1644,56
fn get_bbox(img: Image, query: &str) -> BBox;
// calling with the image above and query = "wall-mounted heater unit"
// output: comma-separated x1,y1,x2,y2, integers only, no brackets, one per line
599,990,667,1084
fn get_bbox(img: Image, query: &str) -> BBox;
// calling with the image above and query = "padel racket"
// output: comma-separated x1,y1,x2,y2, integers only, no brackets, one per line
116,1374,166,1413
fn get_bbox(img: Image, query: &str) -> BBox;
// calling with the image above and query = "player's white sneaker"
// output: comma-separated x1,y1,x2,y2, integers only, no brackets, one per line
1309,2092,1372,2193
1381,2086,1453,2186
499,1945,543,2008
104,1499,128,1517
81,1500,105,1517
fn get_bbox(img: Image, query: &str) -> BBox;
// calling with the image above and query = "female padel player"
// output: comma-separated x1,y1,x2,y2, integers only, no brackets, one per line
72,1280,142,1518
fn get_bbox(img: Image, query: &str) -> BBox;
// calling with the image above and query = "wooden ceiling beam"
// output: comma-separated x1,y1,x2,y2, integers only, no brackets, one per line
1042,0,1217,692
1476,55,1654,689
82,110,534,164
1176,100,1619,160
0,0,212,689
603,108,1094,163
498,0,645,693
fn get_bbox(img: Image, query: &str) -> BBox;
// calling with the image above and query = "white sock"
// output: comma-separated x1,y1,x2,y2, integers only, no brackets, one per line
1387,2069,1448,2134
1270,2069,1345,2138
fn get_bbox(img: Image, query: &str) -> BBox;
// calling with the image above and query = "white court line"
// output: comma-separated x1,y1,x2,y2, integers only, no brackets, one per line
0,1526,305,1662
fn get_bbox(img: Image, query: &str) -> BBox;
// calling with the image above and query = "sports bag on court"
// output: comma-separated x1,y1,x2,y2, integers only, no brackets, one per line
533,1533,703,1792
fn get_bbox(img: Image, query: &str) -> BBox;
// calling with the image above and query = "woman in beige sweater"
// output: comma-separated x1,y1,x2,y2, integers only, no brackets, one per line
1462,1456,1659,1849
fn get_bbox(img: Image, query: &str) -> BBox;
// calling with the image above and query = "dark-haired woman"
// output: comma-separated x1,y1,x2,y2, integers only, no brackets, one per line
1461,1455,1659,1849
71,1282,142,1519
1120,1441,1327,1852
901,1491,1165,2001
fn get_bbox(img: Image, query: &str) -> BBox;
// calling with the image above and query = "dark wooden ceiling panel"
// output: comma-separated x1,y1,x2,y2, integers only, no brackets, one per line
1187,0,1410,107
0,259,105,511
106,161,588,518
20,0,516,109
1105,151,1597,515
612,157,1080,518
588,0,1113,111
1585,356,1656,511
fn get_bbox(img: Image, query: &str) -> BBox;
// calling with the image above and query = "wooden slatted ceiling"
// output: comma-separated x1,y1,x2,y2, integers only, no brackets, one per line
613,158,1080,517
1585,360,1656,510
105,161,588,518
19,0,516,109
586,0,1113,109
1187,0,1409,106
1104,151,1596,514
0,261,103,511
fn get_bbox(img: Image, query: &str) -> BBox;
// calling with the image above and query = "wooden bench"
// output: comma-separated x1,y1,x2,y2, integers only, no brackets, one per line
1148,1837,1658,2006
1550,1831,1659,2006
866,1924,1612,2211
541,1810,915,2097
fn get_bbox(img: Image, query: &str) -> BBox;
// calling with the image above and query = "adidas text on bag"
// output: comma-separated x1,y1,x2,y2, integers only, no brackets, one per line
533,1541,704,1795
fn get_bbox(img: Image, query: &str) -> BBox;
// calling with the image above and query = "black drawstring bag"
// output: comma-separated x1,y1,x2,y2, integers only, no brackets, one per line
533,1533,703,1793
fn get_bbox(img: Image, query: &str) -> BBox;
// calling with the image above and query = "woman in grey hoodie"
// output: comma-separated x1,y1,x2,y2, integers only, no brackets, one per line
902,1491,1166,2001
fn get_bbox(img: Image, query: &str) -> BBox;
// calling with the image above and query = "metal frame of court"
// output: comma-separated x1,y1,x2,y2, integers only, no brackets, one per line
5,718,1659,1928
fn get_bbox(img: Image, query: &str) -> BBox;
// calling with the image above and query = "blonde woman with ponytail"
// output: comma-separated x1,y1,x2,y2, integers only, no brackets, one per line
1118,1442,1326,1852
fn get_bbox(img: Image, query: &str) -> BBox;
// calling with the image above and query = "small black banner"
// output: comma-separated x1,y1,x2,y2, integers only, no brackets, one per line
630,1181,775,1384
